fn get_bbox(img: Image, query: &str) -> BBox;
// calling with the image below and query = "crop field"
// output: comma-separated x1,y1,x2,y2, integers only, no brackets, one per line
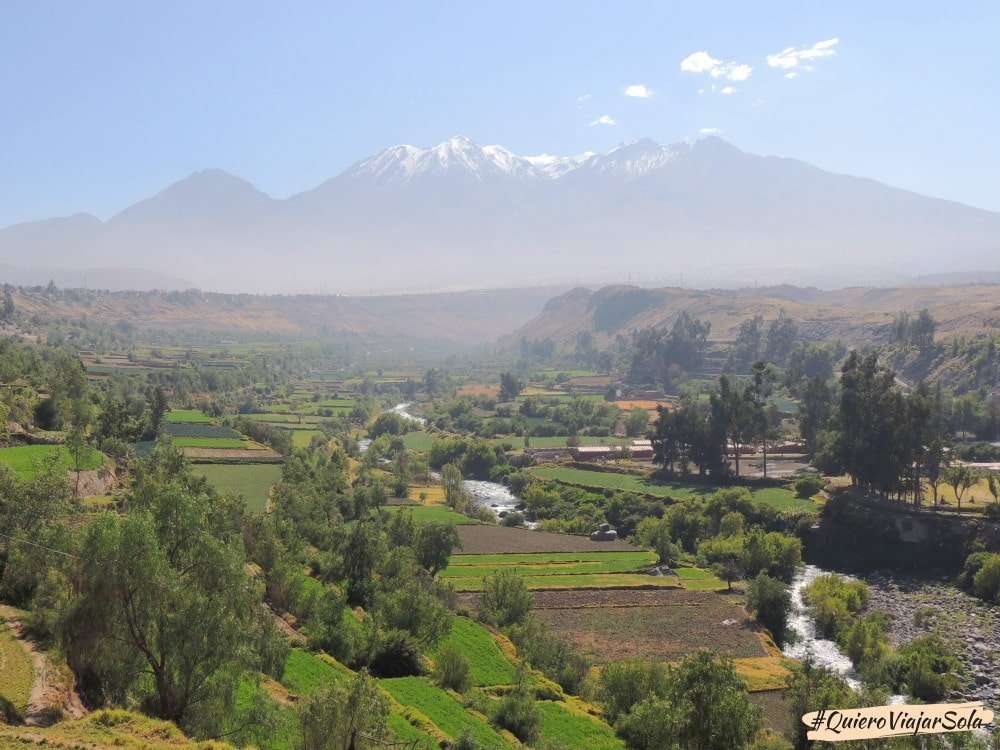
0,623,32,719
380,677,511,749
455,525,636,554
381,505,478,525
290,429,324,449
528,589,766,664
408,484,446,503
528,466,816,512
441,550,657,579
193,463,283,513
499,435,630,449
172,437,261,449
164,409,213,423
430,617,516,686
0,444,104,479
161,422,242,438
402,431,437,451
450,573,679,592
535,701,625,750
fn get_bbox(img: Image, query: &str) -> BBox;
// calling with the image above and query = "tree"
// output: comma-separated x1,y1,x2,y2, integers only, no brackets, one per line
434,644,472,692
944,465,978,512
747,574,791,644
625,407,650,437
480,570,532,627
764,310,798,365
414,522,461,575
925,438,948,506
65,424,88,498
441,463,469,512
712,551,744,591
298,671,389,750
499,372,524,402
60,450,266,729
987,473,1000,506
1,285,14,321
619,652,762,750
798,376,832,457
146,385,168,436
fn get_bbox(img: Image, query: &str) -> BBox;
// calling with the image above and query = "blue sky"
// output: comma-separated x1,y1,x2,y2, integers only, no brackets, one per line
2,1,998,226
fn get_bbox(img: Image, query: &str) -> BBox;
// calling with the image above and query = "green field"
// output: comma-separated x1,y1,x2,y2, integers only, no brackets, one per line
402,431,437,451
430,617,516,687
380,677,511,749
0,624,32,718
164,409,213,423
193,463,283,513
448,573,681,592
173,437,257,449
381,505,479,525
290,429,324,449
528,466,816,512
0,444,104,479
442,550,656,579
536,701,625,750
281,648,350,695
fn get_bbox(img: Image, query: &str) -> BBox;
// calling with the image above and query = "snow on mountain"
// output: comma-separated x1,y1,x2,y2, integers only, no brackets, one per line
577,138,688,178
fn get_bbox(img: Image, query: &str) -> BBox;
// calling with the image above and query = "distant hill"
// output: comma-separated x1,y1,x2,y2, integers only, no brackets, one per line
2,136,999,294
510,283,1000,347
9,285,566,347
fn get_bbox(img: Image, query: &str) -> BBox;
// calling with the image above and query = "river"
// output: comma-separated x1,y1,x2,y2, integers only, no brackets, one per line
785,563,999,706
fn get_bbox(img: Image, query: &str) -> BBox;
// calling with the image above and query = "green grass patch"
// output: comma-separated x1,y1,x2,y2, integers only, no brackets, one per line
192,463,283,513
291,430,324,449
448,573,680,592
0,623,33,718
536,701,625,750
379,677,511,749
528,466,816,512
281,648,351,696
173,437,254,449
381,505,479,525
0,444,103,480
402,431,437,451
449,551,655,567
430,618,517,687
164,409,214,423
441,553,655,579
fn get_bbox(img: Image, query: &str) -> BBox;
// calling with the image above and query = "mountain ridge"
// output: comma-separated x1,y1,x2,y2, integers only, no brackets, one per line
2,136,998,294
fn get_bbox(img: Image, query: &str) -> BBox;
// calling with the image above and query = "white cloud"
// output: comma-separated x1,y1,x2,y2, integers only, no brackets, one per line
576,93,592,103
699,128,722,135
680,51,721,74
680,51,752,82
784,71,799,79
624,84,652,98
589,115,616,126
767,37,839,71
720,86,736,95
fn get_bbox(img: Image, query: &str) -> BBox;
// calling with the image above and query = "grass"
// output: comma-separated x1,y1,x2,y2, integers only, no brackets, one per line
495,435,630,449
430,617,517,687
732,656,794,691
402,431,437,451
0,444,103,479
172,436,256,449
449,551,657,567
0,624,32,719
281,648,351,695
448,573,680,592
379,677,511,749
164,409,213,423
528,466,816,512
441,551,657,579
291,429,324,449
193,463,283,513
381,505,479,525
536,701,625,750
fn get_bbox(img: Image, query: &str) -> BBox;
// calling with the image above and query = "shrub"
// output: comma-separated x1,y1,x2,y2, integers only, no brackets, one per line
492,686,540,744
368,629,423,677
434,644,472,693
479,570,532,627
501,511,525,528
897,634,962,701
793,475,825,499
597,660,672,723
972,555,1000,603
747,573,791,643
508,616,590,694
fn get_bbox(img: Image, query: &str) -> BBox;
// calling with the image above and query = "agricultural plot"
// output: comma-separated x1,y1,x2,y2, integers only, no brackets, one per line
381,505,478,525
529,589,766,664
290,429,324,449
172,437,261,449
430,617,516,687
528,466,816,513
402,431,437,451
380,677,511,749
441,550,657,579
193,463,283,513
164,409,213,423
455,525,636,554
0,623,32,719
0,444,103,479
535,701,625,750
449,574,678,592
161,422,242,438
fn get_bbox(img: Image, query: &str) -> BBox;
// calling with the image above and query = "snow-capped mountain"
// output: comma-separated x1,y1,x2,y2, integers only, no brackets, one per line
2,135,999,294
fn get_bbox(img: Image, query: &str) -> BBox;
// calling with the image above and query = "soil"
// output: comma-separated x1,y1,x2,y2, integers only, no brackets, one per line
455,525,636,555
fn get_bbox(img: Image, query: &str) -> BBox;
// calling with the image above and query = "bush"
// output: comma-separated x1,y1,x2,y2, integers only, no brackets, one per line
597,660,672,723
368,629,423,677
507,616,590,694
492,686,540,744
434,644,471,692
972,555,1000,603
793,475,825,499
479,570,532,627
747,573,791,643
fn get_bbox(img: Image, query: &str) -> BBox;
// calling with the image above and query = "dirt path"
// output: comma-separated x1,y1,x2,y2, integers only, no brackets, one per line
0,605,86,725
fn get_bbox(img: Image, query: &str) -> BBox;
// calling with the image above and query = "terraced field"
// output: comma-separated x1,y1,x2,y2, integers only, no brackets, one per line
381,504,479,525
528,466,817,513
0,444,104,479
0,623,32,720
193,463,283,513
442,550,657,579
429,617,516,687
164,409,213,423
535,700,625,750
455,525,637,554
